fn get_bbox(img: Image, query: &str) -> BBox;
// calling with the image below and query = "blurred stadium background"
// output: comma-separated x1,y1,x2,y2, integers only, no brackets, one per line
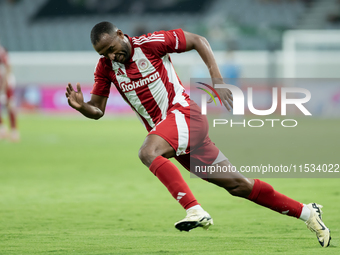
0,0,340,115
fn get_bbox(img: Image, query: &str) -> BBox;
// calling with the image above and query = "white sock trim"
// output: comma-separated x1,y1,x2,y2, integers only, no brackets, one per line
299,204,311,222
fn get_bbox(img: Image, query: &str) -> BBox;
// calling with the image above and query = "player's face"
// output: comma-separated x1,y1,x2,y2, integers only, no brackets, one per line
94,31,131,63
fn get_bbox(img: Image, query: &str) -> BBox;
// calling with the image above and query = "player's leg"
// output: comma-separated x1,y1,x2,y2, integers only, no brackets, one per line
248,178,331,247
210,160,330,247
0,110,6,139
138,133,200,211
6,75,19,142
207,158,303,217
138,133,176,167
138,108,213,231
6,94,19,142
193,148,330,247
185,101,330,245
151,102,216,231
0,86,8,140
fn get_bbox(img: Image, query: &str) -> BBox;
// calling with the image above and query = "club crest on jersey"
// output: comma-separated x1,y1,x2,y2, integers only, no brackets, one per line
120,71,160,92
137,58,149,71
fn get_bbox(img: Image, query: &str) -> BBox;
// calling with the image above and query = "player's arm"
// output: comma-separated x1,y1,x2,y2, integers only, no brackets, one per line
183,31,233,111
65,82,107,120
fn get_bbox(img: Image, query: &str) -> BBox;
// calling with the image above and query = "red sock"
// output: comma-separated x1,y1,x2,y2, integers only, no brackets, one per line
149,156,199,209
248,179,303,218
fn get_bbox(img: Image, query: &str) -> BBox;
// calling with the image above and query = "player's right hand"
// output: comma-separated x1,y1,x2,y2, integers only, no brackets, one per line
65,82,84,110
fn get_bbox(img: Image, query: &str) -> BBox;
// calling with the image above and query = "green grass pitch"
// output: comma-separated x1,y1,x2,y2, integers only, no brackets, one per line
0,114,339,254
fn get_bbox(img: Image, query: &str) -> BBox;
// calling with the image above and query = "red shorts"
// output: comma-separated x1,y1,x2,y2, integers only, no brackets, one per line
149,100,223,174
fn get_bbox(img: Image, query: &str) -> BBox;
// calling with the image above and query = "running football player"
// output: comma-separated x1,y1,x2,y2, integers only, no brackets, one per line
65,22,330,247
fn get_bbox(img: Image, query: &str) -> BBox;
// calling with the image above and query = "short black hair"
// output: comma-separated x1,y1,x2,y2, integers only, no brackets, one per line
90,21,118,45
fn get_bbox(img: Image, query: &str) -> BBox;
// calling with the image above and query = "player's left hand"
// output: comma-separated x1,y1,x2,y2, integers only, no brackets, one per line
208,86,233,112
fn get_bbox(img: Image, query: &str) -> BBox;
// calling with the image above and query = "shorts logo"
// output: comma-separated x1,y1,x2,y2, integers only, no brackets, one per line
137,58,149,71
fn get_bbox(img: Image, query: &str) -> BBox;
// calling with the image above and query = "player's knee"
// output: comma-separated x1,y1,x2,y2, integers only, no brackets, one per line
138,147,148,165
138,146,158,167
225,179,253,198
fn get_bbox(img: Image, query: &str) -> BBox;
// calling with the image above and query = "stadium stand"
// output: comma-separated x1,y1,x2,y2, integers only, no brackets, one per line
0,0,324,51
298,0,340,29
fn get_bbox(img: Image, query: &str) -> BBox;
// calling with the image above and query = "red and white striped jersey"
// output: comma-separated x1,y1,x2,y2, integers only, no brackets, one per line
91,29,190,131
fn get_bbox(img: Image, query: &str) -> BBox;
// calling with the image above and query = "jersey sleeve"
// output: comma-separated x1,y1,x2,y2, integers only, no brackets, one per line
138,29,187,57
91,58,111,97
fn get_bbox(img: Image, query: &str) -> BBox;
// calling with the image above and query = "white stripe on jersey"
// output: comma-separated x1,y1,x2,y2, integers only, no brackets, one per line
133,36,164,43
148,81,169,121
133,36,165,43
133,34,164,40
173,31,179,50
162,54,189,107
133,40,165,46
132,34,164,44
113,59,155,128
133,37,164,43
133,33,164,39
125,89,155,128
113,64,130,91
133,48,168,121
172,109,189,156
113,62,127,78
132,35,165,45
